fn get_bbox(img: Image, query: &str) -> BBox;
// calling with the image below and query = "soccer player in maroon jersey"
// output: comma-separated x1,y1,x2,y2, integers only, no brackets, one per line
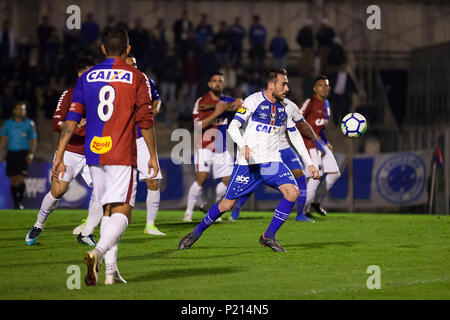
53,27,158,286
183,71,243,222
297,75,341,220
25,56,102,246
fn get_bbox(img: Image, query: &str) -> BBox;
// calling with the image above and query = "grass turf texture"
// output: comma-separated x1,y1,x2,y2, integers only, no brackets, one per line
0,209,449,300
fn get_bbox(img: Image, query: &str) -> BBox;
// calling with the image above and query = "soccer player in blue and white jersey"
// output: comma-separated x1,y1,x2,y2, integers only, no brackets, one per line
179,68,320,252
229,97,326,223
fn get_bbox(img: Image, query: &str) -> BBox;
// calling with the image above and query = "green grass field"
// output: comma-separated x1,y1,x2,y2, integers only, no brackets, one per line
0,209,449,300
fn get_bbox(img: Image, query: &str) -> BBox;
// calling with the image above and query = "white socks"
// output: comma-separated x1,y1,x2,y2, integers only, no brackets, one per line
185,181,202,215
96,213,128,265
34,192,59,229
146,189,160,226
314,172,341,203
81,196,103,236
305,178,321,214
215,182,227,202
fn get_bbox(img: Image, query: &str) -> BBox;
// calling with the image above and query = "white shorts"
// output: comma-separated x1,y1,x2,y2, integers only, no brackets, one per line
307,146,340,177
136,137,163,181
89,165,137,207
55,151,92,187
194,148,234,179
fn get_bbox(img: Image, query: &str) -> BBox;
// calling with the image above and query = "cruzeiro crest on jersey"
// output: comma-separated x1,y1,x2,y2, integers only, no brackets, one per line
252,102,287,134
86,69,133,84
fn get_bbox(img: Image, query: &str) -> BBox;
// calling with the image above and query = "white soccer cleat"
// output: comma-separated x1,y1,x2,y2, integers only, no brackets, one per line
144,224,166,236
72,220,86,235
183,212,193,222
215,217,223,222
105,270,127,285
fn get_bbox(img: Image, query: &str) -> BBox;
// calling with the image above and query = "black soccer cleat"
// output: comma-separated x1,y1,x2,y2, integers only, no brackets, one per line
77,233,97,246
178,231,200,250
304,212,315,221
311,203,327,216
259,234,287,252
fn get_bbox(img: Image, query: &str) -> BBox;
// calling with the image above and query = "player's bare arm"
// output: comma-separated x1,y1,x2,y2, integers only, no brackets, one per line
201,101,229,129
226,98,244,111
152,100,161,116
27,138,37,164
53,120,77,182
140,126,159,179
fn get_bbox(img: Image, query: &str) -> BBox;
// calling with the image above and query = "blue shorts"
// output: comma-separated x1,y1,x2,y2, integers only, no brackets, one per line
280,147,304,171
224,162,297,200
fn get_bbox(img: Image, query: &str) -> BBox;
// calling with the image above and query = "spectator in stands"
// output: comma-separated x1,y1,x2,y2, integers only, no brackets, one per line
221,61,237,92
296,19,314,50
195,13,214,51
37,16,53,61
328,70,358,126
173,10,193,59
181,49,201,113
269,27,289,68
0,19,16,63
327,37,347,73
129,19,149,70
198,41,220,97
41,82,60,120
298,20,316,99
154,18,168,62
81,13,100,51
316,18,335,74
213,21,231,67
102,15,116,37
1,81,16,119
43,28,60,79
159,53,181,126
228,16,245,67
248,15,267,71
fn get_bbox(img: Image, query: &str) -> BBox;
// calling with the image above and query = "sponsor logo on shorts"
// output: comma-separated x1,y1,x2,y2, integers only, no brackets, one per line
86,69,133,84
90,136,112,154
235,175,250,184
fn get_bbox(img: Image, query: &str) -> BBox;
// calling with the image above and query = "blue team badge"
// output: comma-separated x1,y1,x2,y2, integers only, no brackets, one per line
376,153,426,204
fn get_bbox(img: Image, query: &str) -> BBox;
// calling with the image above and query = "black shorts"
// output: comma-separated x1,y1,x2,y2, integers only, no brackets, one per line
6,150,29,177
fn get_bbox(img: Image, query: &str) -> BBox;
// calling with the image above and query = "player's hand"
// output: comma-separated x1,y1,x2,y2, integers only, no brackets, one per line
240,145,251,161
198,103,215,111
213,101,228,115
26,153,34,164
77,118,86,128
52,155,66,182
229,98,244,110
308,165,320,179
148,158,159,180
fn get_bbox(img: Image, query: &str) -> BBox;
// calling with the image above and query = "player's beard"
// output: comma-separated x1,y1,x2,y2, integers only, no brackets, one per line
212,88,223,97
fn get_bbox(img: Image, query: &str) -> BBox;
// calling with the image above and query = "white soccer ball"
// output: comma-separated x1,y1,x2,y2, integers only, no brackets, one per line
340,113,367,138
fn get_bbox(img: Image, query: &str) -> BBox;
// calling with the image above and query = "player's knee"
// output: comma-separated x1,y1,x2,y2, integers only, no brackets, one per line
146,179,159,191
285,188,300,202
218,199,234,212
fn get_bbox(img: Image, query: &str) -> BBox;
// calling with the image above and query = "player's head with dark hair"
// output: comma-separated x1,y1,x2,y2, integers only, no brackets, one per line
313,75,330,100
101,26,130,58
125,54,137,68
75,55,95,75
208,71,225,97
12,102,27,119
264,68,289,101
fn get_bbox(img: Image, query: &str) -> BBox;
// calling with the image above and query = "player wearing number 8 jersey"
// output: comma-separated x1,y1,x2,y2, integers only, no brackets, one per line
53,27,158,286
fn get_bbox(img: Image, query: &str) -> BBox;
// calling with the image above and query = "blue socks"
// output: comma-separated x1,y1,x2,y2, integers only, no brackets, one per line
193,203,222,237
264,198,295,238
295,175,307,217
231,194,250,220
